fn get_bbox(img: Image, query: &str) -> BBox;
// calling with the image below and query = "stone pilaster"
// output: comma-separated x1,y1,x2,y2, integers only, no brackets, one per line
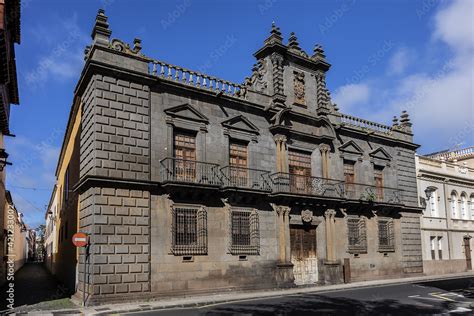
273,204,294,287
319,144,330,179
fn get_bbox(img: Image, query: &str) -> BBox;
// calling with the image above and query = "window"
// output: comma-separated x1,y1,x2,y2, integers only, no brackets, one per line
288,150,312,193
171,206,207,255
428,189,438,217
430,236,436,260
63,166,69,205
471,195,474,220
344,161,356,199
229,141,248,186
461,194,468,219
173,131,197,181
347,216,367,253
374,166,384,202
229,209,259,255
437,236,443,260
378,218,394,252
451,192,458,218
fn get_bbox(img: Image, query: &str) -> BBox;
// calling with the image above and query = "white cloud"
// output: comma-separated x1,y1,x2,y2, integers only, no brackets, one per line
387,47,413,75
332,83,371,112
333,0,474,152
433,0,474,54
24,14,88,87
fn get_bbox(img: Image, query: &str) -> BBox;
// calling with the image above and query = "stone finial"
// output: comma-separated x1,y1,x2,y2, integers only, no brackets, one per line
264,22,283,45
399,110,412,133
313,44,326,58
392,116,399,126
400,110,411,126
288,32,301,51
91,9,112,46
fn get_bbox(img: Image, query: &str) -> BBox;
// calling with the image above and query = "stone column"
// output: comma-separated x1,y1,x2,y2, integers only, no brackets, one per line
325,209,336,262
320,144,330,179
275,136,282,173
274,135,288,173
280,136,288,173
273,204,294,287
276,206,286,263
283,207,291,262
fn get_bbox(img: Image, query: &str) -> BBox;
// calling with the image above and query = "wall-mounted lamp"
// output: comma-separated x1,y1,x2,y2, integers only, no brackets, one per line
0,149,12,171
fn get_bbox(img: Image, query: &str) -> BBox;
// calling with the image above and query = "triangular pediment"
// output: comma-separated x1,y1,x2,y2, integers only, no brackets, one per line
369,147,392,161
339,140,363,155
164,103,209,123
221,115,259,135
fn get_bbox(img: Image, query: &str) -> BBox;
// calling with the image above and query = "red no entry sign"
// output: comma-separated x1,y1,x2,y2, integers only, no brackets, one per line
72,232,88,247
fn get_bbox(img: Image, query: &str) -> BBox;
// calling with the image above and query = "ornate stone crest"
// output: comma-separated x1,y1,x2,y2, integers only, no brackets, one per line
250,59,267,92
301,209,313,223
109,38,143,56
293,71,305,105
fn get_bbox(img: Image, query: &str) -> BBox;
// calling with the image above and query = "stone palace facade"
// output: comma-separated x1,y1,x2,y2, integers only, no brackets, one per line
53,10,424,304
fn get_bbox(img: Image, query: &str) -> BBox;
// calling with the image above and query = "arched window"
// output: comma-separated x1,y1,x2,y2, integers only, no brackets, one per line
460,193,468,219
451,191,458,218
470,194,474,220
427,188,439,217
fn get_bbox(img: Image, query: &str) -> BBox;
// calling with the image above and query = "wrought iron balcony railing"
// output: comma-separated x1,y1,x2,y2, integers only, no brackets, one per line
160,158,222,186
220,166,272,191
344,182,403,204
270,172,345,198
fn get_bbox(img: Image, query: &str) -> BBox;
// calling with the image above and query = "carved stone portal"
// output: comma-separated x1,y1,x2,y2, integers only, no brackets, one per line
293,71,305,105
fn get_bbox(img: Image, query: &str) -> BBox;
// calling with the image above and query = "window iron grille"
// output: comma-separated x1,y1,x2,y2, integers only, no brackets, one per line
171,206,207,255
347,216,367,253
378,218,395,252
229,209,259,255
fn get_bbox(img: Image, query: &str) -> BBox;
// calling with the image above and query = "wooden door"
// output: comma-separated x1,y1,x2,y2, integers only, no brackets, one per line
344,162,355,199
464,237,472,270
288,150,312,194
374,167,384,202
290,225,318,285
229,141,248,187
174,131,196,181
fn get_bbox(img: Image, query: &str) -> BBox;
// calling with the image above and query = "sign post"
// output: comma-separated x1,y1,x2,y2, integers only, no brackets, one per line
72,232,89,307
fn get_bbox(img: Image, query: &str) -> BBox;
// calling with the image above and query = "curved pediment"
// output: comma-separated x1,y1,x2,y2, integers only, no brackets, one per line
221,115,259,135
164,103,209,123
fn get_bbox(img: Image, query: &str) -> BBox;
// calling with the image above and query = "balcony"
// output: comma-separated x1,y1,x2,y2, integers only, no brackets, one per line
270,172,345,199
220,166,272,192
160,158,222,187
344,183,403,205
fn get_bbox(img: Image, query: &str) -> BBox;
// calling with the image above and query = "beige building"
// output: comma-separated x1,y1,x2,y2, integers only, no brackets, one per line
416,147,474,275
4,191,28,273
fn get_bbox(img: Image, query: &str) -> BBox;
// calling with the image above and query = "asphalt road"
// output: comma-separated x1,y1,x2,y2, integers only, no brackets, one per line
124,276,474,315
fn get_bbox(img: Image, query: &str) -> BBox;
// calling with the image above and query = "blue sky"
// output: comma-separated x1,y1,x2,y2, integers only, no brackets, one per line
6,0,474,228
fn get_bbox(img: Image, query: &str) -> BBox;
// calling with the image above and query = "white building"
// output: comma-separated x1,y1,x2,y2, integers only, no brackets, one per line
44,185,58,275
416,147,474,275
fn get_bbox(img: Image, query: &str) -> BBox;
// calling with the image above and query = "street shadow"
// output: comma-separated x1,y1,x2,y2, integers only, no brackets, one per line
199,294,449,316
0,262,71,311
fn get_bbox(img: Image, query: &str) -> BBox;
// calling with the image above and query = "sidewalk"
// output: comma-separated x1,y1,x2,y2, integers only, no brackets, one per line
11,271,474,315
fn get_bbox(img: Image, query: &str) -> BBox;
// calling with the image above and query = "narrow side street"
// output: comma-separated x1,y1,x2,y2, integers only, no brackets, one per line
0,262,72,312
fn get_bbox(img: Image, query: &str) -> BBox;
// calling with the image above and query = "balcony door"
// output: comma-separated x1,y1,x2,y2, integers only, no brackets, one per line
374,167,384,202
174,131,196,181
288,150,312,194
229,141,248,187
344,161,356,199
